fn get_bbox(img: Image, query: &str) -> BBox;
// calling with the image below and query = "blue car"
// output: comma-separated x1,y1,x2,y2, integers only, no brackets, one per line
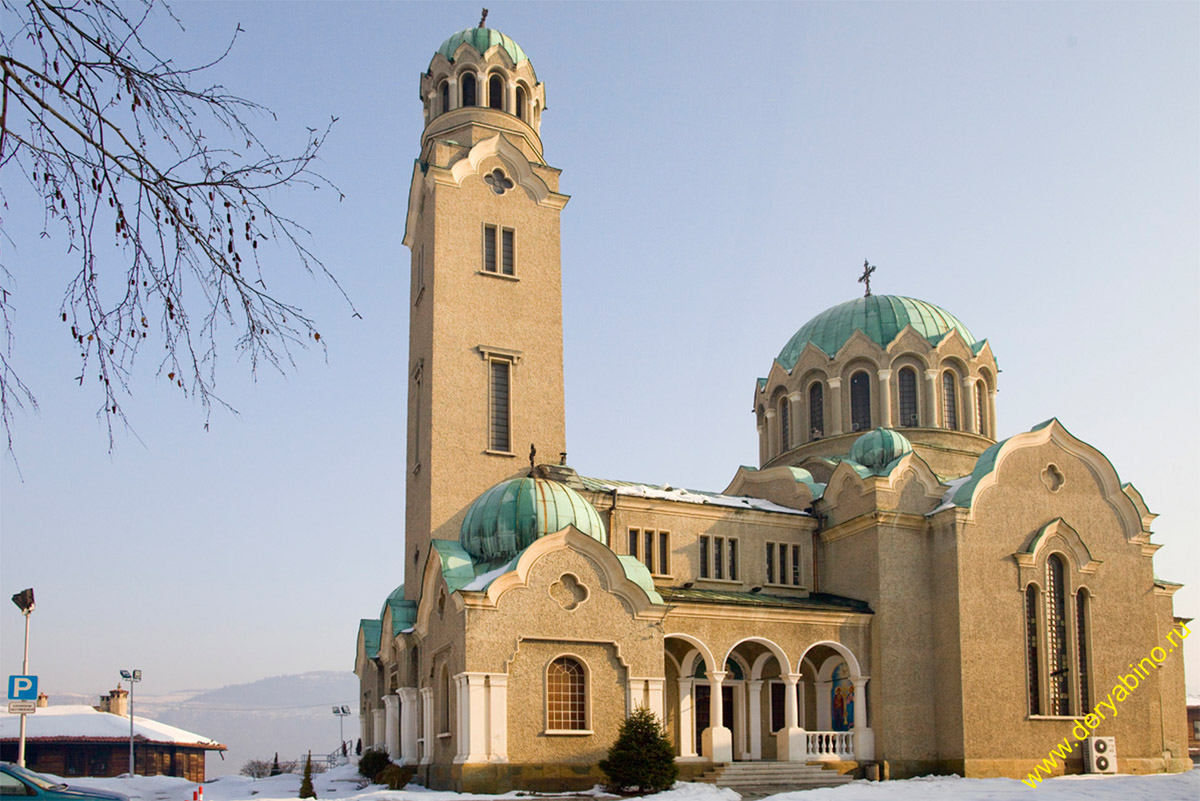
0,763,128,801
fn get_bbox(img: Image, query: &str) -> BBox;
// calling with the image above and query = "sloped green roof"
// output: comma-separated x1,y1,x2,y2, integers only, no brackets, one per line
436,28,528,65
949,418,1058,508
776,294,981,370
659,587,871,614
617,555,664,605
431,539,478,592
460,477,607,562
358,619,381,659
380,585,417,636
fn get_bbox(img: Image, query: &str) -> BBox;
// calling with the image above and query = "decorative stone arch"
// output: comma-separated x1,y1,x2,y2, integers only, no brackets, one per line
796,640,863,678
666,634,717,680
1014,518,1101,587
485,69,507,111
456,67,480,107
889,356,926,428
723,636,792,681
840,360,877,434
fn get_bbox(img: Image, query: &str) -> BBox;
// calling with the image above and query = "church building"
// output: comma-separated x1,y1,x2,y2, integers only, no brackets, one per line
354,24,1191,792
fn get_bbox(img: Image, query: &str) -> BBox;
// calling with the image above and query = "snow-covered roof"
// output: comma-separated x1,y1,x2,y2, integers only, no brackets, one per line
0,705,225,749
580,476,807,515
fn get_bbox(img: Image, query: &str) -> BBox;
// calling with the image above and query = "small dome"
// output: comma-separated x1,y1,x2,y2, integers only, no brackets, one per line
849,428,913,471
436,27,528,65
776,295,977,370
460,477,606,562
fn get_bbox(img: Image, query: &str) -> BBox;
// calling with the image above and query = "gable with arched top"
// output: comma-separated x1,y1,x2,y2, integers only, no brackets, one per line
1014,518,1101,587
444,135,566,208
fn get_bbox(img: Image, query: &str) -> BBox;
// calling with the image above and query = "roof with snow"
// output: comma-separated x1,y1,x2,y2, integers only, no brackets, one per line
579,476,807,516
0,705,225,749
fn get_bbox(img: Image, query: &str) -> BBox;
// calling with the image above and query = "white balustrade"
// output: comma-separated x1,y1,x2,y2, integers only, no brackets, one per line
805,730,855,761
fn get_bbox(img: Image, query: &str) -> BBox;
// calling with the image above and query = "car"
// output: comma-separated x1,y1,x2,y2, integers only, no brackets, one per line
0,763,128,801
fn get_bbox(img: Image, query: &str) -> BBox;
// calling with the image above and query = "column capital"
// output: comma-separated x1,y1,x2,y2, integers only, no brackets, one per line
827,377,842,388
877,369,893,380
784,672,801,686
747,680,764,691
764,408,776,419
925,369,939,379
709,670,728,684
382,694,400,710
787,391,803,402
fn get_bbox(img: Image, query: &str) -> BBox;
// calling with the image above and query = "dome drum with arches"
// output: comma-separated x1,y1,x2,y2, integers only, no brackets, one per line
460,477,607,562
436,28,529,67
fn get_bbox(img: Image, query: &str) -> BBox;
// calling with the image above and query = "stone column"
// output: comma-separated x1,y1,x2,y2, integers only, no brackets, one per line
382,694,400,760
989,388,998,438
924,370,939,428
372,708,386,750
398,688,420,766
877,369,893,428
419,687,434,764
626,678,648,714
961,376,976,433
851,677,874,760
701,671,733,763
764,408,777,459
787,392,803,449
678,679,697,758
448,77,459,111
827,377,843,436
506,80,517,116
815,680,832,730
757,424,766,466
776,673,805,762
747,680,763,761
487,674,508,762
453,673,490,763
647,679,665,723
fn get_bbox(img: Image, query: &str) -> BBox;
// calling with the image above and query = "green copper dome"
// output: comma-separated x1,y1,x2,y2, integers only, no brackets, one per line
777,295,977,370
849,428,913,472
460,477,606,562
436,28,528,65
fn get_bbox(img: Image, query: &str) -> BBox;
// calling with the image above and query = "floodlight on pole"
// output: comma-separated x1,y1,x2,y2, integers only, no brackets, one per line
121,668,141,777
11,588,34,768
332,704,352,754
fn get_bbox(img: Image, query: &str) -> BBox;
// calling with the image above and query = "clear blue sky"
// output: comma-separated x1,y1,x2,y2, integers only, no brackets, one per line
2,1,1197,700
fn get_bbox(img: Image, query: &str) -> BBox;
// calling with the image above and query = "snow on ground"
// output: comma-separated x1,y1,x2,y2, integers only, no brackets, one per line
36,765,1200,801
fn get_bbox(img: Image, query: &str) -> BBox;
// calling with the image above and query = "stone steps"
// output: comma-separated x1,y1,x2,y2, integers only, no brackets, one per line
696,761,855,795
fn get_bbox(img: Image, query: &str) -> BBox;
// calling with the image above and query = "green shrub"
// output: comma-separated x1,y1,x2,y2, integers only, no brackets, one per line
599,707,678,793
357,749,391,782
298,752,317,799
377,763,415,790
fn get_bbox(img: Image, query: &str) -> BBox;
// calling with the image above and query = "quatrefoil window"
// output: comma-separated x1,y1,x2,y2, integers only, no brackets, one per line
550,573,588,611
484,168,514,195
1041,463,1065,493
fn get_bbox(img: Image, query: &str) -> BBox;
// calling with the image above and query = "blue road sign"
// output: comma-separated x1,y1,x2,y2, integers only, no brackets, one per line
8,675,37,700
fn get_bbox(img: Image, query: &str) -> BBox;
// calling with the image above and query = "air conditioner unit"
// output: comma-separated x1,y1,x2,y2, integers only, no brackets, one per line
1084,737,1117,774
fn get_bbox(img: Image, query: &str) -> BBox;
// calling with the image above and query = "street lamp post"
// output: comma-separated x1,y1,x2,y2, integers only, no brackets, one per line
332,706,351,759
119,669,141,776
11,589,35,768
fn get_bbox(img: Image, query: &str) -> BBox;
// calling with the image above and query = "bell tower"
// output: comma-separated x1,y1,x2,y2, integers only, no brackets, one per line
400,24,569,599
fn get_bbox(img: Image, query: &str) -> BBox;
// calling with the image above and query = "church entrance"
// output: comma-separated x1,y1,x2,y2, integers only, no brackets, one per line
693,684,735,757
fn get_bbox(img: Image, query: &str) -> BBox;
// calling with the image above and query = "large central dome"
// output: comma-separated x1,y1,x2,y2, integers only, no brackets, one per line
436,27,528,65
776,294,976,371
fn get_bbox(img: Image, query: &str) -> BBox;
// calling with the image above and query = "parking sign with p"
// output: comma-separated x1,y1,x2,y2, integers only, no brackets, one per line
8,675,37,700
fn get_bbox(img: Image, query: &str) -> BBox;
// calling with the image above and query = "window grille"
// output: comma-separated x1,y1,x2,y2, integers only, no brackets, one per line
461,73,476,107
699,536,709,579
976,380,988,436
488,75,504,110
628,529,638,559
547,657,586,730
516,86,525,119
809,383,824,439
658,531,670,575
779,397,790,451
1026,584,1040,715
942,371,958,430
766,543,775,584
1046,555,1070,715
483,225,497,272
440,81,450,114
1076,590,1090,712
898,367,919,426
501,229,515,275
850,372,871,432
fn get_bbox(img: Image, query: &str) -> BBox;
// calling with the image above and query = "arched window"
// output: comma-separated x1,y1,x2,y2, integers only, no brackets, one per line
1025,584,1040,715
440,81,450,115
808,383,824,439
546,656,586,731
942,371,958,430
1046,554,1070,715
850,372,871,432
437,666,451,734
515,86,526,119
461,73,476,107
778,396,790,452
1076,589,1090,712
898,367,919,427
976,379,988,437
488,74,504,110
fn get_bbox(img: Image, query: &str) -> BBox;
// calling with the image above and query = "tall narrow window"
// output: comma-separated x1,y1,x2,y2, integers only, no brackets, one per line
1046,555,1070,715
658,531,670,575
644,529,654,572
440,81,450,114
809,383,824,439
942,371,958,430
714,537,724,580
850,371,871,432
898,367,919,427
438,666,451,734
766,543,775,584
792,545,800,585
483,225,497,273
778,397,790,452
699,536,710,579
489,359,511,452
1025,584,1040,715
461,73,476,107
1076,589,1090,712
546,657,586,731
488,74,504,110
728,539,738,581
413,372,422,469
628,529,638,559
515,86,526,119
976,379,988,437
501,228,515,275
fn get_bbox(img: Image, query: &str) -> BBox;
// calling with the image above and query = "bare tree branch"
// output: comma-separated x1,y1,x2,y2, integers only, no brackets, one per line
0,0,352,452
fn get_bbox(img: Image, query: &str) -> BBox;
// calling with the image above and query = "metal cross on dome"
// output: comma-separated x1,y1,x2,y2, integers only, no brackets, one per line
484,168,514,195
858,260,877,296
